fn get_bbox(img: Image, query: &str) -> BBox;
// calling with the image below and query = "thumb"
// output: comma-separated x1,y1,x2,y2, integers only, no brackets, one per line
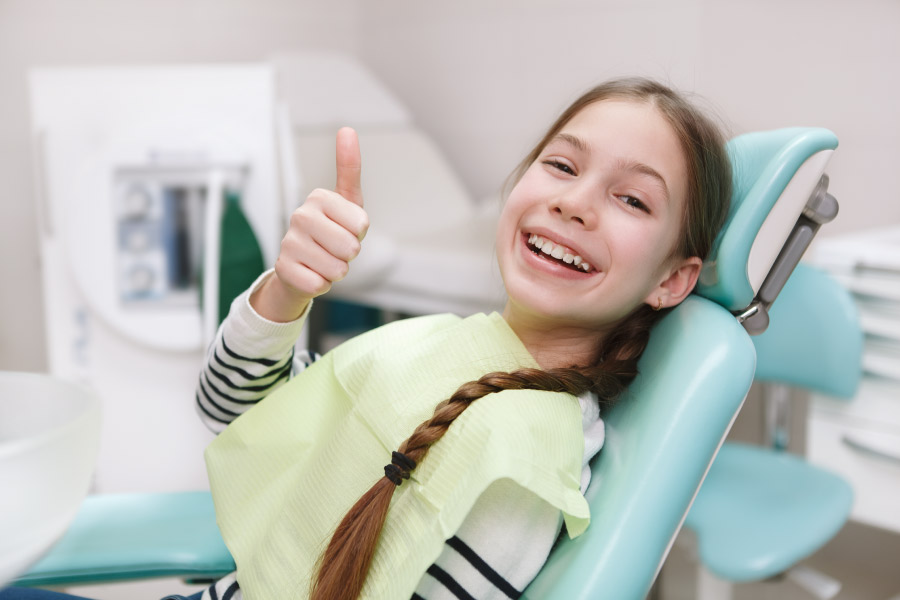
334,127,363,207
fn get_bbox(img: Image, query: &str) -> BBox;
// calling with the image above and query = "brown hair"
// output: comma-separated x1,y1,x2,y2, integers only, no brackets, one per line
311,77,732,600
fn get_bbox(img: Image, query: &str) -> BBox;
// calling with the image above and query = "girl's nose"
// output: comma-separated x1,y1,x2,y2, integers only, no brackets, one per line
550,189,597,228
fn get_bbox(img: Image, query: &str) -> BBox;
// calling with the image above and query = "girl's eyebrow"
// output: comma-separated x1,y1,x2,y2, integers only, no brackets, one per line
551,132,670,202
551,132,590,153
613,158,670,202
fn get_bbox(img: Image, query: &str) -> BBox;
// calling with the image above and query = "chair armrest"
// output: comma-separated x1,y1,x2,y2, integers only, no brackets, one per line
14,491,234,587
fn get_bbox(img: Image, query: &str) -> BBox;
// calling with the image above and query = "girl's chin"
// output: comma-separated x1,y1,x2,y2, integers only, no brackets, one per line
503,284,638,330
504,293,589,326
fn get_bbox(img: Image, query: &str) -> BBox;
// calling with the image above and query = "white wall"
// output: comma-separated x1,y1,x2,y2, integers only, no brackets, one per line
359,0,706,202
2,0,899,372
359,0,900,235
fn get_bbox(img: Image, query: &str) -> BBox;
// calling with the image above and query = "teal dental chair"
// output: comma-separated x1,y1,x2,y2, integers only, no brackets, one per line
13,128,841,600
682,263,862,600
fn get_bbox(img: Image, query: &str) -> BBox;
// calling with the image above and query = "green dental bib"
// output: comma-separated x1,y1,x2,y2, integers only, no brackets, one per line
205,312,590,599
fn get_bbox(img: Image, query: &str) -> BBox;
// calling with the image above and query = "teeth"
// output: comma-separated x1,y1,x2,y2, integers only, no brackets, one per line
526,234,591,272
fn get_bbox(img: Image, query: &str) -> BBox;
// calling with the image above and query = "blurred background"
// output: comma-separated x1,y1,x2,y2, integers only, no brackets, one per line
1,0,898,598
3,0,899,374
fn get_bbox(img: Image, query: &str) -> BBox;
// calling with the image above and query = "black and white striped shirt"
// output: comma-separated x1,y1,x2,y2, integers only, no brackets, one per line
195,273,605,599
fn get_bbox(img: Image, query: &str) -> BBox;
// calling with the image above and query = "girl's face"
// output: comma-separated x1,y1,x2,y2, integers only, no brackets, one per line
497,99,701,334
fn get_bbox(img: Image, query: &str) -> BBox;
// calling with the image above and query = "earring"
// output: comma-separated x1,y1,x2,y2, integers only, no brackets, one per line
652,297,663,311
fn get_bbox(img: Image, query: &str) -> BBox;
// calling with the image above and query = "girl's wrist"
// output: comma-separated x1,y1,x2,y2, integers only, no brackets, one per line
249,272,312,323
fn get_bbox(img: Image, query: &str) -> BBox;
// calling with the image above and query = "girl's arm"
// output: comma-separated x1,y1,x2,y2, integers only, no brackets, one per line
196,128,366,433
195,270,312,433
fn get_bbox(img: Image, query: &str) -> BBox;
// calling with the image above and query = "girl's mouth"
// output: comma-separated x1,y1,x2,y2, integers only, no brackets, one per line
525,233,595,273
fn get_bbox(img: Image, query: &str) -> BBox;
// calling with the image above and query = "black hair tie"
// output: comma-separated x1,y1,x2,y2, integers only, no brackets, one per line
384,451,417,486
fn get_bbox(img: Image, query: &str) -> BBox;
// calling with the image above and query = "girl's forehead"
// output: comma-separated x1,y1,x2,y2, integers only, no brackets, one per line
558,99,678,150
556,100,687,192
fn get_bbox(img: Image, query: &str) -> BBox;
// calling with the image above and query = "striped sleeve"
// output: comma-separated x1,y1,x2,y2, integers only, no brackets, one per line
195,270,314,433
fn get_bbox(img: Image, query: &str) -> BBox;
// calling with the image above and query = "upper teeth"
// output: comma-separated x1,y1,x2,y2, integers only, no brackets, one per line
528,234,591,271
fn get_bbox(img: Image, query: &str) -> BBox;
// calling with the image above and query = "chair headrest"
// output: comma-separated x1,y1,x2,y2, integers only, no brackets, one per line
695,128,838,320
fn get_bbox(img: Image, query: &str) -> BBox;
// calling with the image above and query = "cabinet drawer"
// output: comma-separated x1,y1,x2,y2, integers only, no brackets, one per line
807,412,900,533
811,379,900,431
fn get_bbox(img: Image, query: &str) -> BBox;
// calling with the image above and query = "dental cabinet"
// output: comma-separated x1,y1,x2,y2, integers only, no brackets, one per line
808,227,900,534
29,66,283,493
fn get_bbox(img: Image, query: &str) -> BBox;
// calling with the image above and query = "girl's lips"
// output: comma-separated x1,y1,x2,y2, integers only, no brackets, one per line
526,233,592,271
518,231,598,279
523,227,595,269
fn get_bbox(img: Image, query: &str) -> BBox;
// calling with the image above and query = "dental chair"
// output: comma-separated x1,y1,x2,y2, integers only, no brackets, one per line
12,127,840,600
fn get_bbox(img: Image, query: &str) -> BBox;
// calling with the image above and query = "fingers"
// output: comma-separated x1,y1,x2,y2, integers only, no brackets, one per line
305,188,369,242
334,127,363,207
275,189,367,299
275,232,348,297
292,196,363,261
274,256,331,299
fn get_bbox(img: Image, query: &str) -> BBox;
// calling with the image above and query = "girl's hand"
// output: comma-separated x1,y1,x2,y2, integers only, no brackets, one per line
251,127,368,322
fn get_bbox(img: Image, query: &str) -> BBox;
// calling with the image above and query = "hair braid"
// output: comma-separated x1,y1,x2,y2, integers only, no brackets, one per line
401,368,593,458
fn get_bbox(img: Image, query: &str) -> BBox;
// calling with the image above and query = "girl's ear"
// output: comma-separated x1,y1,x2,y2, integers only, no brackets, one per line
646,256,703,310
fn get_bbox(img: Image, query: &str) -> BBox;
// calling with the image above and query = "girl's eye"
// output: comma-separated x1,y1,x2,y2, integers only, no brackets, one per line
620,195,651,214
542,159,575,175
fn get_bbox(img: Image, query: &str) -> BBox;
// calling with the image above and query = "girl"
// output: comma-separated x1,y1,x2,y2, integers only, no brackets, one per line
195,77,731,600
2,77,730,600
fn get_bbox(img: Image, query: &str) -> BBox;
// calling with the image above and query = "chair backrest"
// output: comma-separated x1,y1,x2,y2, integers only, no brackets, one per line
523,127,840,599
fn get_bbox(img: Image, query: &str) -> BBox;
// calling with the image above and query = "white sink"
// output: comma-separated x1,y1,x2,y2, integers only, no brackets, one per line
0,372,101,586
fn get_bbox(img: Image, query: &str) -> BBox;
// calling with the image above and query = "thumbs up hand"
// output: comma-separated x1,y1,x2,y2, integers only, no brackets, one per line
251,127,369,322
